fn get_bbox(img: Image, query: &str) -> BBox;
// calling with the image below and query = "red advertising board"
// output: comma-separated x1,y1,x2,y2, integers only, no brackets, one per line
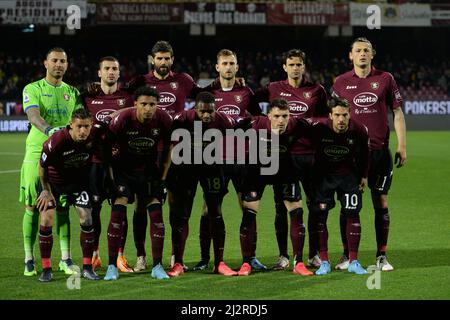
96,3,183,24
267,2,349,26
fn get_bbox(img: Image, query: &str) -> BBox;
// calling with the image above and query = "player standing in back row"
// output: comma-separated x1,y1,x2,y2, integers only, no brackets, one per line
332,37,407,271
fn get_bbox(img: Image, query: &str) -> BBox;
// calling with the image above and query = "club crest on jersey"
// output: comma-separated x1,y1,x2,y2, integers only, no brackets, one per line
234,95,242,103
347,138,354,145
170,82,178,90
370,82,379,90
303,92,311,99
117,99,126,107
63,94,70,101
151,128,160,136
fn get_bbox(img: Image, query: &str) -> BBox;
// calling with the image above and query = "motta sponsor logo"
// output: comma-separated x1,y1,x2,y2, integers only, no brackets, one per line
64,153,90,167
217,105,240,116
96,109,116,122
353,92,378,108
324,145,349,160
128,138,155,153
288,101,309,115
159,92,176,107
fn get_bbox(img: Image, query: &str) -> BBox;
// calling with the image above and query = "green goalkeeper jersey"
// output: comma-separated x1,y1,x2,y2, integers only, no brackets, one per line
22,78,83,160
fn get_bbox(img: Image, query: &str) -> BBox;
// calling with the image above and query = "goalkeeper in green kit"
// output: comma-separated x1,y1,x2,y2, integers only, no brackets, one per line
20,47,83,276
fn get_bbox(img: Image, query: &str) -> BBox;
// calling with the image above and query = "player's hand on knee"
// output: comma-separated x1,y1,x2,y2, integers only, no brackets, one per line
36,190,56,212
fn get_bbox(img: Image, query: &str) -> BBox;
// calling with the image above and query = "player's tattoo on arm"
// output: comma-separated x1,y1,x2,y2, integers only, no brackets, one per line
39,164,51,192
26,108,51,134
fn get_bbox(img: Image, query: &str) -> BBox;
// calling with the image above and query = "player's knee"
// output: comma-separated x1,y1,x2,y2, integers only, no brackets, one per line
41,212,55,226
343,209,360,219
375,207,389,218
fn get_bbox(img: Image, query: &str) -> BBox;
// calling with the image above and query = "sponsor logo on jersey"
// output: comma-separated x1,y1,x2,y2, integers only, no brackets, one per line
41,152,47,162
394,90,402,101
280,92,292,97
303,92,311,99
91,100,104,105
215,98,223,102
151,128,160,136
117,99,126,107
234,95,242,103
370,82,379,90
63,94,70,101
159,92,176,107
170,82,178,90
323,145,350,161
288,101,309,115
126,131,139,135
217,105,240,116
42,94,53,97
353,92,378,108
96,109,116,122
65,153,90,167
63,149,75,156
346,85,357,89
129,137,155,154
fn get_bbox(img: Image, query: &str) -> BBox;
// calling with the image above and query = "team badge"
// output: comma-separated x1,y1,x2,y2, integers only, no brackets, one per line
117,99,126,107
150,85,157,90
170,82,178,90
303,92,311,99
151,128,160,136
63,94,70,101
347,138,354,145
370,82,379,90
234,95,242,103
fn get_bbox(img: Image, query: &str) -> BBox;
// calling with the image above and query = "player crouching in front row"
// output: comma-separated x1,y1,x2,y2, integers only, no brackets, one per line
36,109,100,282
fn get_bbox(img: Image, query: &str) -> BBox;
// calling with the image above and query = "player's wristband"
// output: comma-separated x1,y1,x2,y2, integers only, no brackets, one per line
44,126,54,136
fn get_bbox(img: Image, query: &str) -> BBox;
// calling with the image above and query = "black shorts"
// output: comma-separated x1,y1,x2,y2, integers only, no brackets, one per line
290,153,314,200
89,163,110,204
167,164,227,199
242,165,301,203
223,164,247,194
112,167,161,204
312,172,362,216
368,148,393,195
43,183,92,210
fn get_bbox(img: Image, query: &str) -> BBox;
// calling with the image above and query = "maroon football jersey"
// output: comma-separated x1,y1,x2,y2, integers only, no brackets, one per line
84,89,134,126
308,118,370,178
250,116,307,165
332,67,403,150
108,107,172,173
172,109,236,164
40,128,93,185
255,79,328,155
126,71,201,116
205,82,261,161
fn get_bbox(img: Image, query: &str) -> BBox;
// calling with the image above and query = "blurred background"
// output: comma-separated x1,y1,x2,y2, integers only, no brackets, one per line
1,0,449,130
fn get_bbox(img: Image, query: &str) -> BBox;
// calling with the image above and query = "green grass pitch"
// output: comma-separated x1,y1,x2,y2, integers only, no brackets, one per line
0,132,449,300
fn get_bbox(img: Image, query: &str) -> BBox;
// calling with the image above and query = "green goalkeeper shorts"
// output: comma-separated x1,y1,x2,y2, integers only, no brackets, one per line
19,159,40,207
